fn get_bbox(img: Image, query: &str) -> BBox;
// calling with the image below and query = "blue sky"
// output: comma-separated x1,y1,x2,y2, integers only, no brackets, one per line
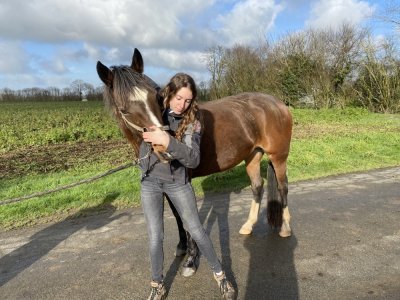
0,0,396,91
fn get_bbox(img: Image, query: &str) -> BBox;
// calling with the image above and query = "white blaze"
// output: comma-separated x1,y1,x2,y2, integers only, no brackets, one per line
129,87,162,127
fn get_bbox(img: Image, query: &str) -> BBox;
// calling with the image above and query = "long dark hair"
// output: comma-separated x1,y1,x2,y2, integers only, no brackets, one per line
161,73,201,140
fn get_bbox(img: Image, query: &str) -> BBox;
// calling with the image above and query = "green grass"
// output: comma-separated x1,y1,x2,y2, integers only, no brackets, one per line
0,101,120,152
0,166,141,228
287,107,400,179
0,103,399,230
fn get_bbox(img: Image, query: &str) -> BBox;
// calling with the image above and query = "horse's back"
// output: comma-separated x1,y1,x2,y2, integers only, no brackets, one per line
200,92,292,137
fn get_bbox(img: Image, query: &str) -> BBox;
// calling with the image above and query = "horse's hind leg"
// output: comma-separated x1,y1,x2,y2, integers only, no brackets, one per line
268,154,291,237
239,149,264,235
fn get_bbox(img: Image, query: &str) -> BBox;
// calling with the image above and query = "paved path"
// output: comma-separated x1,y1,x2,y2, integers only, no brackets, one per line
1,167,399,299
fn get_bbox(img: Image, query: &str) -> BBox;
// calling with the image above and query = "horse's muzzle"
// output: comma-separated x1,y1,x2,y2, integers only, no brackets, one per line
153,145,173,163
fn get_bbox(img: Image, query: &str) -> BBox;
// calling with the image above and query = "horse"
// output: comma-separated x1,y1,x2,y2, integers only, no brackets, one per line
96,48,293,275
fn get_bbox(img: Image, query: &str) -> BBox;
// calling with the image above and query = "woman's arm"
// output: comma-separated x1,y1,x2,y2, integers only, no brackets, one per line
166,122,201,168
142,122,201,168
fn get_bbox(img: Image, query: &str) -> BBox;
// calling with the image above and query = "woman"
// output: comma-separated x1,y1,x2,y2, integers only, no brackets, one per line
139,73,236,300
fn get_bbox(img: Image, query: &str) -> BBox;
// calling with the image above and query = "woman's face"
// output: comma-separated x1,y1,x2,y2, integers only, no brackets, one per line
169,87,193,115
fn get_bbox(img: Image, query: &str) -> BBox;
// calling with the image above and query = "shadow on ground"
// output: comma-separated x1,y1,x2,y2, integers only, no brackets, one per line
0,193,126,287
243,208,298,299
198,168,299,299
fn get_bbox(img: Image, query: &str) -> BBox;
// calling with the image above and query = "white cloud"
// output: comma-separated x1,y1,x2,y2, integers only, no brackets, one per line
0,42,31,73
0,0,214,48
6,0,382,90
40,58,68,75
1,74,43,90
146,49,206,71
306,0,376,29
217,0,284,46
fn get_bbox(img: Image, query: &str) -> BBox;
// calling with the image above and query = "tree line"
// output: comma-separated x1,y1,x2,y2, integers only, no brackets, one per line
0,80,103,102
204,23,400,113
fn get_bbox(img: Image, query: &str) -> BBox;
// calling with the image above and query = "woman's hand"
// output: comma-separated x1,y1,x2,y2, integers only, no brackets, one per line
142,126,170,148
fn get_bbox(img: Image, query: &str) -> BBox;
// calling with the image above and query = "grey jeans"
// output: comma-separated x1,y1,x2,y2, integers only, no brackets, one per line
141,178,222,282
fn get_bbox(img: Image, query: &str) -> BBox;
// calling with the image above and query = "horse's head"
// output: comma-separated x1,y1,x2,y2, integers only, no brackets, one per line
96,49,170,161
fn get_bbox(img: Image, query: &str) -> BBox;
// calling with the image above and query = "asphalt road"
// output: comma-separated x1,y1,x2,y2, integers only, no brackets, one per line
0,167,399,299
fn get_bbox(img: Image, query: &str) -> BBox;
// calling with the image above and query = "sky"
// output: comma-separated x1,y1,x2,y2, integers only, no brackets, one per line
0,0,397,91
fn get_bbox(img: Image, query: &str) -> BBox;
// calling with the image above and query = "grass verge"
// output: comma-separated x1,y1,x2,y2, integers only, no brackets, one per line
1,107,399,230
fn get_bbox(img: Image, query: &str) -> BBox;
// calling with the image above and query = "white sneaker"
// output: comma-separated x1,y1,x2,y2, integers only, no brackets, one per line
214,272,237,300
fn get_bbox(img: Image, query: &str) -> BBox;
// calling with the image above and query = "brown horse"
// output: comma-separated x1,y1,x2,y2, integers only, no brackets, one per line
96,48,292,270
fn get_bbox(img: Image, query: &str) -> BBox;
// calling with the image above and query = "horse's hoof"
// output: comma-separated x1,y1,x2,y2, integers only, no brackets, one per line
279,229,291,238
239,225,252,235
180,266,197,277
180,255,197,277
279,221,291,237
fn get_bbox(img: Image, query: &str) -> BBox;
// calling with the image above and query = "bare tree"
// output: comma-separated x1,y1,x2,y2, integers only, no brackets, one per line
70,80,94,100
0,88,16,101
48,86,61,101
376,0,400,29
223,45,266,95
204,46,227,100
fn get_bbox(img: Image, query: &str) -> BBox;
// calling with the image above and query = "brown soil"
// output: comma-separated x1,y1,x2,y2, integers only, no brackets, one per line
1,140,134,179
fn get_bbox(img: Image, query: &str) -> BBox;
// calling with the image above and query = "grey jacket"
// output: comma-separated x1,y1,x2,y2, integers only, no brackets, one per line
139,110,202,184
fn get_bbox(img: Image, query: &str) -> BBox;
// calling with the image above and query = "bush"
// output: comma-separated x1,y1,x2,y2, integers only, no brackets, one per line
352,38,400,113
205,24,400,113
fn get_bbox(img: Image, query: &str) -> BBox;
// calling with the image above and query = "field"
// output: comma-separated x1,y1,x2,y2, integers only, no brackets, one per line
1,101,399,230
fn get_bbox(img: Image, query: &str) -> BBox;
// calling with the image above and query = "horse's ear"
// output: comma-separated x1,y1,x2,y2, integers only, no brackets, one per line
96,61,113,88
131,48,144,74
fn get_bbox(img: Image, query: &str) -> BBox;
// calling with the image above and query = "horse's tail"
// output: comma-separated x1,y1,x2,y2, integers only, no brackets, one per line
267,161,283,228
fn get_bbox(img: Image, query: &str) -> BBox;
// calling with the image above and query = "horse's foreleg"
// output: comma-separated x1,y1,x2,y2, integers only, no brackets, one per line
239,150,264,235
165,194,188,256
